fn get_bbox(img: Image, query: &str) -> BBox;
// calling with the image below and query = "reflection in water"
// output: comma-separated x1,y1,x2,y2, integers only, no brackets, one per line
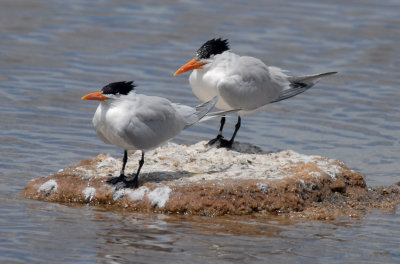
88,209,400,263
1,0,400,263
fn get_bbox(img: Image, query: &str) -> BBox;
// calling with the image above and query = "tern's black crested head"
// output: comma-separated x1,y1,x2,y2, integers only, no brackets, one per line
196,38,229,60
102,81,136,95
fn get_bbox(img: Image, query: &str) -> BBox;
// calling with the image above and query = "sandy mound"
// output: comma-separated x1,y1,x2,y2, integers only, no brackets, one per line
22,141,400,219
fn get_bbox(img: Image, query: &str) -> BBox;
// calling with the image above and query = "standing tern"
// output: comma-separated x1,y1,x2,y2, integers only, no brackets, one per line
174,38,337,148
82,81,221,189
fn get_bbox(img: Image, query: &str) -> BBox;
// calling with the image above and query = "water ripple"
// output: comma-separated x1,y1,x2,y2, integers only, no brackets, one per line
1,0,400,262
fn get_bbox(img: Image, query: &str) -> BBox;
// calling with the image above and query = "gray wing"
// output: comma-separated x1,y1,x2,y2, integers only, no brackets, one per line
119,95,185,150
217,57,290,110
271,72,337,103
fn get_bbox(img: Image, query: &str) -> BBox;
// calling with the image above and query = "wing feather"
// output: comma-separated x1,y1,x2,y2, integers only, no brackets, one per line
118,95,184,150
217,56,289,110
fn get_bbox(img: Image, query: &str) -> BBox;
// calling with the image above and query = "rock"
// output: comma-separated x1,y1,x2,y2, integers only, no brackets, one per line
22,141,400,219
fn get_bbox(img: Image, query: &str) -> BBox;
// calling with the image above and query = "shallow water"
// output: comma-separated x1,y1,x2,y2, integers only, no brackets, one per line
1,0,400,263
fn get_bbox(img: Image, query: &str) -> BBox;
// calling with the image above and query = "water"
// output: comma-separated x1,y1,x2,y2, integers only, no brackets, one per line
1,0,400,262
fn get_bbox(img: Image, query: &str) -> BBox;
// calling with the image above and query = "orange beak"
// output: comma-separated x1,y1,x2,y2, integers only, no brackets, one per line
174,58,206,76
81,91,110,101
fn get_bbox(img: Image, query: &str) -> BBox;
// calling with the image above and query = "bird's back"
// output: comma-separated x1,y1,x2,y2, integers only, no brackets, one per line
93,93,187,151
190,51,290,112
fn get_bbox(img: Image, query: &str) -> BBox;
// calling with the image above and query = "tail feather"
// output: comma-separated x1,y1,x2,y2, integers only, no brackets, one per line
271,71,337,103
200,108,240,122
183,96,218,128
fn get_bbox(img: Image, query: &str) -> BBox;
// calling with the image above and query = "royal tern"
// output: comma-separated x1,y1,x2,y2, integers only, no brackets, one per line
174,38,337,148
82,81,221,188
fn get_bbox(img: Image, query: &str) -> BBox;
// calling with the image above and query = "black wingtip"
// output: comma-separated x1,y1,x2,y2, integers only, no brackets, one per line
323,71,338,76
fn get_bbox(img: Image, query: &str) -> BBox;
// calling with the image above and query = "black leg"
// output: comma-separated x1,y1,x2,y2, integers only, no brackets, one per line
218,116,226,135
230,116,241,143
219,116,241,149
126,152,145,188
107,150,128,185
207,117,226,145
121,150,128,176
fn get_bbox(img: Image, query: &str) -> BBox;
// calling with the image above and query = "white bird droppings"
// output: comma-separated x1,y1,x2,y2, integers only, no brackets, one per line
113,189,127,201
113,186,151,202
147,186,172,208
82,187,96,202
257,183,269,194
37,179,58,195
97,157,119,170
72,142,344,185
127,186,149,202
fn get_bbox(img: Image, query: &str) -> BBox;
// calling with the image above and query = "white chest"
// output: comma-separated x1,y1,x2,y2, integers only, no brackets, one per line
189,70,232,110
